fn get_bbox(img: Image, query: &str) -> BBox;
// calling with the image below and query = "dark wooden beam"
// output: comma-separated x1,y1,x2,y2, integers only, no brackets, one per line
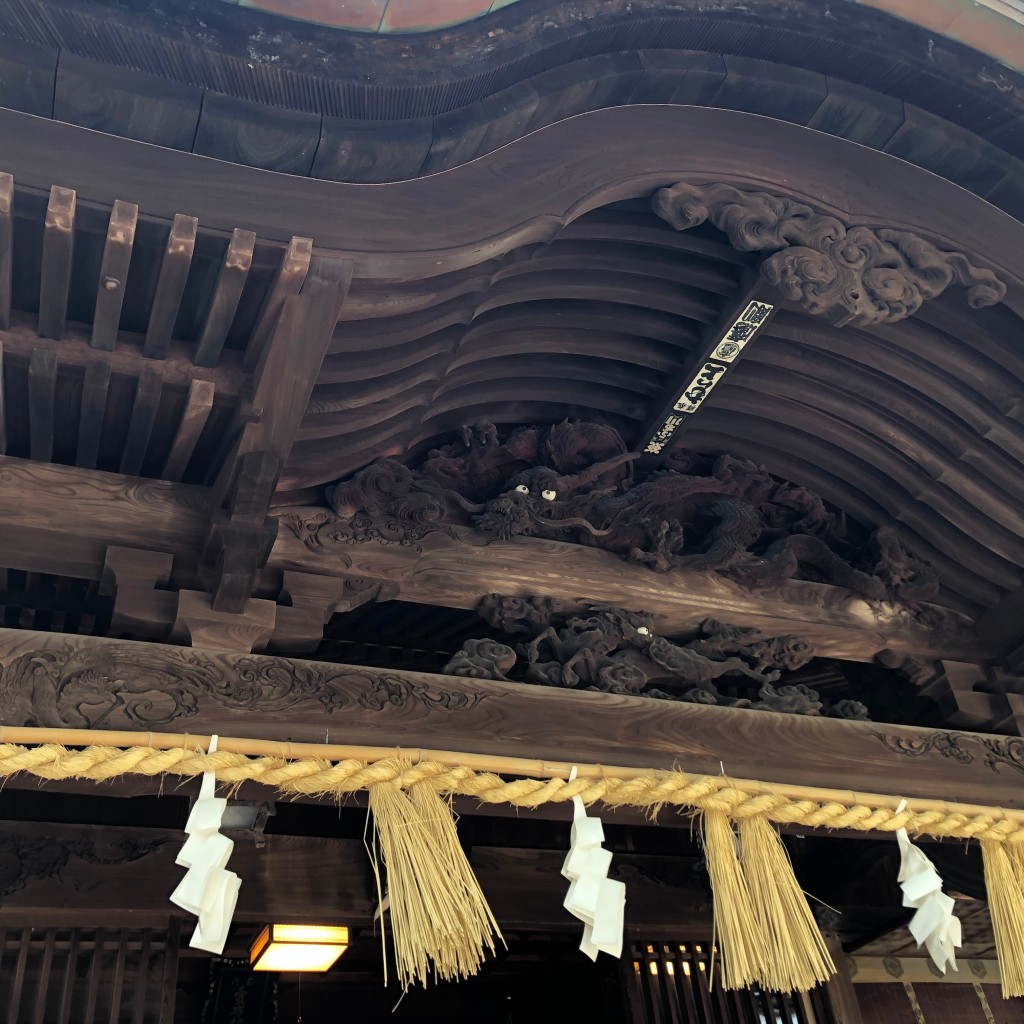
91,200,138,352
0,105,1015,297
244,235,312,372
234,255,352,482
203,255,350,612
0,172,11,332
161,379,214,482
38,186,75,341
0,627,1017,809
0,456,208,580
0,454,977,660
143,214,197,360
1,312,248,400
270,522,976,662
75,359,110,471
193,228,255,368
0,821,710,936
27,347,56,463
634,273,777,462
118,365,162,476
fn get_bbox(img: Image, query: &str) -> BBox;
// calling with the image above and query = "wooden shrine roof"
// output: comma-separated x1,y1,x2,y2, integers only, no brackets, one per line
0,1,1022,977
0,101,1021,622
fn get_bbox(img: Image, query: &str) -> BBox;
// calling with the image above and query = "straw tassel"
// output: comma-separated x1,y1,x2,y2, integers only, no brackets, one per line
739,814,835,992
702,810,767,989
407,783,504,976
982,840,1024,997
367,769,502,991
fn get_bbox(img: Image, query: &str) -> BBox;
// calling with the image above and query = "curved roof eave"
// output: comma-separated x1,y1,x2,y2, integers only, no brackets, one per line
226,0,1024,73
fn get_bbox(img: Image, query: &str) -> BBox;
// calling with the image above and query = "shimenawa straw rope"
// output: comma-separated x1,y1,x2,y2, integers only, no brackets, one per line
5,729,1024,995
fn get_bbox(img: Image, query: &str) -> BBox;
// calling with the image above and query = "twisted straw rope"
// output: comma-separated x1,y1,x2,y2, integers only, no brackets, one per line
1,740,1022,844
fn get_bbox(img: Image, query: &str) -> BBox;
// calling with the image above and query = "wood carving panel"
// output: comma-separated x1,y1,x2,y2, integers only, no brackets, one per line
441,596,866,718
0,634,492,729
652,182,1006,326
0,628,1022,808
314,420,939,607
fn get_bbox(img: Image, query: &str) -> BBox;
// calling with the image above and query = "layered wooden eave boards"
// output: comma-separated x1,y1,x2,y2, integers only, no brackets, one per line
0,104,1018,722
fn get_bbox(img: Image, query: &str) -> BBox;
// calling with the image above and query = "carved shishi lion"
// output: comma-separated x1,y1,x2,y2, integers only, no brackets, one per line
323,419,938,604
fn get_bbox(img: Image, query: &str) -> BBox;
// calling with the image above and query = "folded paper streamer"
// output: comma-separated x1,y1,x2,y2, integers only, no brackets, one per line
170,735,241,954
560,767,625,960
895,800,961,974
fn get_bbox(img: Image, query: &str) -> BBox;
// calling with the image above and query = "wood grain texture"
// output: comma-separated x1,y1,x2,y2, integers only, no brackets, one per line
0,627,1016,809
37,186,75,341
53,52,201,151
270,522,976,662
240,256,351,472
0,456,209,580
143,214,197,360
0,106,1016,290
90,200,137,352
27,348,56,463
0,172,11,331
192,93,321,176
243,235,312,372
170,590,277,653
118,366,162,476
0,455,980,661
194,228,255,368
313,115,434,184
75,360,110,472
161,379,214,482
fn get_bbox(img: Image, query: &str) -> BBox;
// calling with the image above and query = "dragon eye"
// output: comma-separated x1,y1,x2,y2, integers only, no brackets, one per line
515,485,529,494
637,626,651,636
541,489,557,501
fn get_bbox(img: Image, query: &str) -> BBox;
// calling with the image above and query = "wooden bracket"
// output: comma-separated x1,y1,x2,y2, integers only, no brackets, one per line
171,590,277,654
100,546,176,640
927,660,1024,736
270,571,399,653
204,450,281,613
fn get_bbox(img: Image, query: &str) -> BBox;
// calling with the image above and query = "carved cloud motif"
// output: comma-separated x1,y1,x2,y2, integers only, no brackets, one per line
652,182,1006,326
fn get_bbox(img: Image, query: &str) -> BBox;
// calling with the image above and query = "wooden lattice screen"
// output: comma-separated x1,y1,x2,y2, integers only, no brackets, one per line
0,923,179,1024
623,940,838,1024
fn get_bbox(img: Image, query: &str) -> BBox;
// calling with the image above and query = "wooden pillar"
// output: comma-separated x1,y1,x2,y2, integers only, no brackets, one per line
825,936,865,1024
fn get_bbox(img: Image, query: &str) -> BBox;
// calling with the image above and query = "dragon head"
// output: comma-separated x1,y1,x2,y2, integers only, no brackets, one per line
474,454,639,539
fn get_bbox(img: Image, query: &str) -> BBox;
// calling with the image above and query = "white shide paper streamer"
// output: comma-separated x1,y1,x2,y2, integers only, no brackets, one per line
170,735,241,954
895,799,962,973
560,767,625,960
